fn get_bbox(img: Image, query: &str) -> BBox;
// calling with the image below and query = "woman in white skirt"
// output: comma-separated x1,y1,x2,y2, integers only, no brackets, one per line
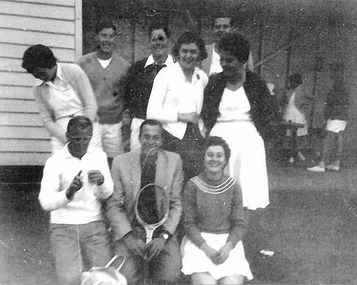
181,136,253,284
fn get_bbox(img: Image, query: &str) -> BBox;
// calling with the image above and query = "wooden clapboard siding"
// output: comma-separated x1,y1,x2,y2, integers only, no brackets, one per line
0,43,76,62
0,86,33,100
0,99,37,113
0,0,82,165
0,126,49,140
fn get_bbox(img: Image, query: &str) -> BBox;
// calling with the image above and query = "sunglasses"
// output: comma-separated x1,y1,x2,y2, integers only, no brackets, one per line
151,36,166,42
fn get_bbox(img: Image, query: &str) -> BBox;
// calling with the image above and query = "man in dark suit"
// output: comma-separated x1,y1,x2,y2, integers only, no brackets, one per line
106,119,183,284
124,22,174,151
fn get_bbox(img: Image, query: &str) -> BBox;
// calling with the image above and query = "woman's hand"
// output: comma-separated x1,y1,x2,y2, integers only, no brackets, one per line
200,242,218,264
212,241,233,265
178,112,199,123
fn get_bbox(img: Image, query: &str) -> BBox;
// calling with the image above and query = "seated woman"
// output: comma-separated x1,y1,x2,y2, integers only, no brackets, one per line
181,136,253,284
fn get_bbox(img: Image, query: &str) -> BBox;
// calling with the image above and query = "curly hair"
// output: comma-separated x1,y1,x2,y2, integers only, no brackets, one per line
172,31,207,61
217,33,250,64
204,136,231,162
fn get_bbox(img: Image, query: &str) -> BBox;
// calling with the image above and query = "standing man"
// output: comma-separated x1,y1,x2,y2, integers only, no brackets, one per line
77,20,130,166
106,119,183,284
201,15,254,76
124,22,174,151
39,116,113,285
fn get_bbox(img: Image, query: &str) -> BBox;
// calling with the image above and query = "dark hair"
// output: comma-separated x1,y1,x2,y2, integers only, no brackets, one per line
217,33,250,64
289,73,302,86
67,116,93,135
95,19,116,34
22,44,57,73
139,119,163,137
204,136,231,162
148,21,170,39
172,31,208,61
212,15,234,28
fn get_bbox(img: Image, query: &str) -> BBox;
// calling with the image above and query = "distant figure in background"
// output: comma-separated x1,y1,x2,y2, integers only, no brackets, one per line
181,136,253,284
201,15,254,76
147,31,208,180
77,20,130,166
283,73,312,163
124,21,174,151
39,116,113,285
22,44,101,153
308,63,349,172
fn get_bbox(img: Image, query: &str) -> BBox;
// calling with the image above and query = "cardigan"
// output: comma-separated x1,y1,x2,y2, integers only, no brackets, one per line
33,63,97,142
77,52,130,124
201,71,280,139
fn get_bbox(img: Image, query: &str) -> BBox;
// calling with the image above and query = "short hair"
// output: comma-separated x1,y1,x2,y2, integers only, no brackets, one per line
172,31,207,61
204,136,231,162
148,21,170,39
212,16,234,28
95,19,117,34
139,119,163,137
22,44,57,73
67,116,93,135
217,33,250,64
289,73,302,86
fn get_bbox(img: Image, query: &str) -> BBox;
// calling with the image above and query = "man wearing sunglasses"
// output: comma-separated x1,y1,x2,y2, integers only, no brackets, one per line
124,21,175,151
201,15,254,76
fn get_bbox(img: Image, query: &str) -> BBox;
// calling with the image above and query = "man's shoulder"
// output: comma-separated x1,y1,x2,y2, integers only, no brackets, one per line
112,53,130,67
128,57,148,72
77,52,96,64
161,150,182,163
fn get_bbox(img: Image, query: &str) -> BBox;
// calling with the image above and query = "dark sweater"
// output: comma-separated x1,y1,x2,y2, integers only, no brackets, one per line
324,79,349,121
201,71,280,139
183,175,246,248
124,57,167,120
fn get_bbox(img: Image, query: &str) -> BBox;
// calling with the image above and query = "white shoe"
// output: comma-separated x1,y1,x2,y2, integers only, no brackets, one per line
327,164,340,171
307,165,325,172
288,157,294,163
298,152,306,161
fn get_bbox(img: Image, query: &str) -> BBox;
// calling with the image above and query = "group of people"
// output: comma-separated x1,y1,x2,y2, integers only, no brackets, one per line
20,12,347,285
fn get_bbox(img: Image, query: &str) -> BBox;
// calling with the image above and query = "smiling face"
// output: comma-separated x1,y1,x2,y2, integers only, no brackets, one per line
219,49,245,82
213,17,232,42
139,124,163,156
96,27,116,56
204,145,227,174
149,28,169,59
67,126,93,159
178,43,199,72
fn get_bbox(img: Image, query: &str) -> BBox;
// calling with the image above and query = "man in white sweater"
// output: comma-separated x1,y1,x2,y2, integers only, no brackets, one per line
39,116,113,285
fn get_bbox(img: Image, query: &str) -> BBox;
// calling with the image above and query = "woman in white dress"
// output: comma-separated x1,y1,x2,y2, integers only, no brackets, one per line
147,31,208,180
201,33,278,211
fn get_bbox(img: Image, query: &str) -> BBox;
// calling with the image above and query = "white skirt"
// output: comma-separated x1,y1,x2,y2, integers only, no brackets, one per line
210,121,269,210
326,119,347,133
181,233,253,281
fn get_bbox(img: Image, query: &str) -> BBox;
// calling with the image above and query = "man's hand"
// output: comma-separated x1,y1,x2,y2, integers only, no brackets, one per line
123,232,146,258
200,242,218,264
212,242,233,265
146,237,166,259
88,170,104,186
66,171,82,200
178,112,199,124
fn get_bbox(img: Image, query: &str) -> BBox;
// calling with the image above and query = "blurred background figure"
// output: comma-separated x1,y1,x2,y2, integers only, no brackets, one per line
282,73,312,163
308,63,349,172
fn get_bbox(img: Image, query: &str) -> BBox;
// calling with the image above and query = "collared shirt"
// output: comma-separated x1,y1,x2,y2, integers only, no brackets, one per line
144,54,175,68
147,62,208,139
39,145,113,225
209,44,223,76
34,63,83,121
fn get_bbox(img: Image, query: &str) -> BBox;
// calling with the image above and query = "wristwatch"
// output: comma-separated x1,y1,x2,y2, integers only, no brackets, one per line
159,232,170,241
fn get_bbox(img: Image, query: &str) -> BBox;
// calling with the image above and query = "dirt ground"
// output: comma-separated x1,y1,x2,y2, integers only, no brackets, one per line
0,157,357,285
